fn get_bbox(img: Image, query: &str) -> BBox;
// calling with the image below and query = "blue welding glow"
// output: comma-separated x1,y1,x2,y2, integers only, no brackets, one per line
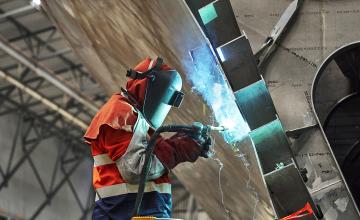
185,44,250,143
216,47,225,62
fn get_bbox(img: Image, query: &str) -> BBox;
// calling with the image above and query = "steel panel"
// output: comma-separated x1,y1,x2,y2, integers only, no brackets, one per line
265,163,318,219
234,79,277,130
218,35,260,91
249,119,292,174
200,0,241,48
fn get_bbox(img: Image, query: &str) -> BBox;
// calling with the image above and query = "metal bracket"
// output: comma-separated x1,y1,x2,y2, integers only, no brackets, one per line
286,124,319,139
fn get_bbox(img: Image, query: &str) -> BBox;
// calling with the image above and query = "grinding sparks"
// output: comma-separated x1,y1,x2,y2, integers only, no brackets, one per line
187,44,250,143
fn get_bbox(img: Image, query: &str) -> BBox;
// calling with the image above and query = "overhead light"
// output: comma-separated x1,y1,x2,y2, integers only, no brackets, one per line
30,0,41,9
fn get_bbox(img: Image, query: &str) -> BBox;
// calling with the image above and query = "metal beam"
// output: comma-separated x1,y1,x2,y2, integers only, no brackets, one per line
2,63,84,77
0,92,87,191
0,106,91,219
0,37,63,59
0,70,88,129
37,48,72,61
0,9,94,87
0,5,35,20
9,26,56,42
0,36,99,114
29,157,84,220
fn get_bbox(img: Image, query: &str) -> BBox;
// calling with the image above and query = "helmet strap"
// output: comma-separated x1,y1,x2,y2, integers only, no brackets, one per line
126,57,164,80
120,87,142,111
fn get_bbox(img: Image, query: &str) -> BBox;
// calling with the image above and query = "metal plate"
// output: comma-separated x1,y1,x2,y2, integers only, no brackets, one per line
265,163,318,219
184,0,215,38
199,0,242,48
218,35,261,91
235,79,277,130
249,119,292,174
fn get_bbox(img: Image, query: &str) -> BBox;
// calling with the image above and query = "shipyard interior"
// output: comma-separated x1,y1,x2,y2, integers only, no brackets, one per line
0,0,359,220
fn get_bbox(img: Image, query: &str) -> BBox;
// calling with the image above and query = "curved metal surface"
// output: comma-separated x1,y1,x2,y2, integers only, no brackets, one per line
312,42,360,99
311,42,360,214
322,93,360,207
323,93,359,128
342,140,360,169
41,0,360,219
41,1,273,219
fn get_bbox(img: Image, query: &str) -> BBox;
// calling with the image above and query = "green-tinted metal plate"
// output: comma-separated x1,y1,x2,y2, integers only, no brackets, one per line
234,79,277,130
201,0,242,48
249,119,292,174
198,3,218,25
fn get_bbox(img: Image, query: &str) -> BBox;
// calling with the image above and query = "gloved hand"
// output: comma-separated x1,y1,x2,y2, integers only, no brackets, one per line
188,122,212,158
154,131,211,170
199,135,212,158
188,133,211,158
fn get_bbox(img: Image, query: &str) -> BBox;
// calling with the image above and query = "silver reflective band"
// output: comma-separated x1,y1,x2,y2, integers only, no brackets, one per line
95,182,171,201
93,154,115,167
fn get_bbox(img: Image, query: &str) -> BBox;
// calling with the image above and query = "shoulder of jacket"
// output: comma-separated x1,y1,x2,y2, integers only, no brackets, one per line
83,93,138,141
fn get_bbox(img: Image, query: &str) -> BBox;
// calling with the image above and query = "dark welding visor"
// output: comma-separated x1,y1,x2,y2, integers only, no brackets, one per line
169,91,184,107
143,69,183,128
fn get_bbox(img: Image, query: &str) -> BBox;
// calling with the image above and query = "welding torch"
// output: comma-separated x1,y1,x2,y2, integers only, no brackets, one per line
192,121,226,134
132,122,226,217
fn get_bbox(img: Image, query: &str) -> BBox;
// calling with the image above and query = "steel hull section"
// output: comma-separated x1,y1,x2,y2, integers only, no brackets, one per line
43,0,360,219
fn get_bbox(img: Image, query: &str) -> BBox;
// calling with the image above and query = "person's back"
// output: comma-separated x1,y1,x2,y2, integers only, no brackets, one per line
85,58,211,220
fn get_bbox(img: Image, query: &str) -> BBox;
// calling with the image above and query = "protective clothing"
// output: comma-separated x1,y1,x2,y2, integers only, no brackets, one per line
85,58,207,220
126,57,184,129
188,122,213,158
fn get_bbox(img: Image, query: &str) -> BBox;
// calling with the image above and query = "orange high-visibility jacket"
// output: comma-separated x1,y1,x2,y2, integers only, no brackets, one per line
84,58,201,219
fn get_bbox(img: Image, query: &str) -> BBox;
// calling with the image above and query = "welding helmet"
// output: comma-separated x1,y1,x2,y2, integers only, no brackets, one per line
125,57,184,128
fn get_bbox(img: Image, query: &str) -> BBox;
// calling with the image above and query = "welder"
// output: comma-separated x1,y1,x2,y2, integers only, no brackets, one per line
84,57,212,220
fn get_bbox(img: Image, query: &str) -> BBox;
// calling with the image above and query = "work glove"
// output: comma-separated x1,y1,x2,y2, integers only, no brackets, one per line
188,122,212,158
154,131,211,170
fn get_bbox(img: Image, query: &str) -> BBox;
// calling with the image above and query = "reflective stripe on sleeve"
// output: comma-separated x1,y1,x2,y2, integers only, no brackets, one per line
95,182,171,200
148,59,155,70
93,154,115,167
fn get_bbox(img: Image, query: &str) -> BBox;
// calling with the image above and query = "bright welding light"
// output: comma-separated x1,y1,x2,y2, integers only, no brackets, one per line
216,47,226,62
30,0,41,8
186,44,250,143
222,118,237,130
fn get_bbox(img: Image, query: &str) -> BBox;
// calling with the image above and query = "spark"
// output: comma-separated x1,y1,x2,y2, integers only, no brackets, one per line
186,44,250,144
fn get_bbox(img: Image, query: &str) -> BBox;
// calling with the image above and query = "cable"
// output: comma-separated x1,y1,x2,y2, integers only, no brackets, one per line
131,125,197,217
